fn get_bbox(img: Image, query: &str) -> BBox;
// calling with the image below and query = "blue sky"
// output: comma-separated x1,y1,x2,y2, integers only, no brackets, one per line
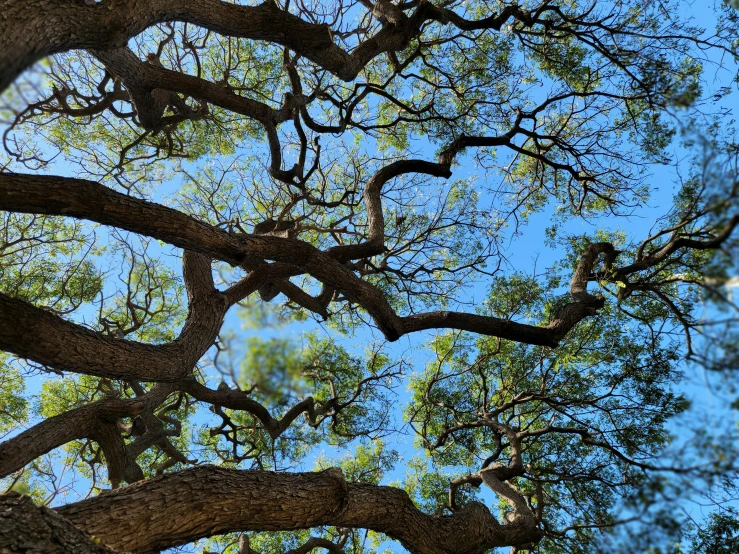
2,2,739,553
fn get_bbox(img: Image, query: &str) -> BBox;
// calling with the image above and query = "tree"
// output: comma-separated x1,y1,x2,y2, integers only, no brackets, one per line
1,1,738,553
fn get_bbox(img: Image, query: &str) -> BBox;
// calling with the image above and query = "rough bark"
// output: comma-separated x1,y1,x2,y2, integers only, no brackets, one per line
0,0,433,94
0,381,328,481
54,466,541,554
0,0,532,93
0,493,114,554
0,0,346,93
0,384,178,484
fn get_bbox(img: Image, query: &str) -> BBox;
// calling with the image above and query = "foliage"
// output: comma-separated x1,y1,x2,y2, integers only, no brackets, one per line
0,1,738,553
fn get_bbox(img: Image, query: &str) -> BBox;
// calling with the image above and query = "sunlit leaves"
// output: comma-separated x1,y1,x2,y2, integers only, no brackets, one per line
0,354,26,435
0,213,102,314
405,268,693,549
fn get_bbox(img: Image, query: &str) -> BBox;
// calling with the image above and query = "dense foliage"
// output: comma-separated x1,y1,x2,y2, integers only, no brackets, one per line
1,1,739,553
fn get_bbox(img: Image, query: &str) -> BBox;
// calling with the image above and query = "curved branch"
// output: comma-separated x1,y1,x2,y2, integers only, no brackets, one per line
479,467,537,531
0,173,623,348
0,383,180,482
0,0,558,96
0,251,226,381
328,160,452,262
617,215,739,275
0,0,346,93
0,172,407,338
53,465,540,554
0,0,420,93
91,46,303,130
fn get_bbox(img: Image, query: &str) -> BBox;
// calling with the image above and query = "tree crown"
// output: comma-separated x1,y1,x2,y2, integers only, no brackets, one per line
1,1,739,553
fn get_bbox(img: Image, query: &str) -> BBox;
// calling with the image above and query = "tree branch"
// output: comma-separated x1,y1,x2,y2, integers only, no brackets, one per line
0,493,114,554
0,251,226,381
53,465,540,554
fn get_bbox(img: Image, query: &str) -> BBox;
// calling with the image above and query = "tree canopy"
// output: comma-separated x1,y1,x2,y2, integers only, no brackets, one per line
1,1,739,553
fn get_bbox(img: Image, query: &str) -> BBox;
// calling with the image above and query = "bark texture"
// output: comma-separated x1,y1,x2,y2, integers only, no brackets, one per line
0,493,114,554
55,466,541,554
0,0,518,92
0,250,227,381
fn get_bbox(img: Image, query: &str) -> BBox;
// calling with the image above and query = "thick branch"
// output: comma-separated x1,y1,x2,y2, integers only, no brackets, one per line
91,47,301,129
0,173,618,347
0,172,407,338
0,493,114,554
328,160,452,262
0,0,348,93
0,0,430,93
0,251,225,381
0,384,172,480
54,465,541,554
0,0,552,95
